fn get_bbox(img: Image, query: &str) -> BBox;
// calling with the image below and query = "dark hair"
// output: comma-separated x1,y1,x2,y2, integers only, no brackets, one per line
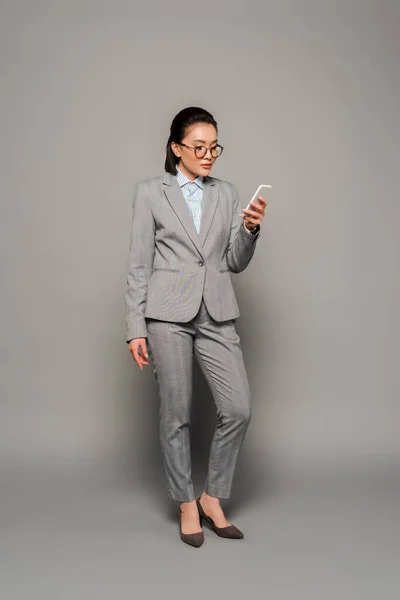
165,107,218,174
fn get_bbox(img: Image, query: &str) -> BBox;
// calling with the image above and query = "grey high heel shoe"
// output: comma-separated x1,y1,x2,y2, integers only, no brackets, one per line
179,509,204,548
196,498,244,539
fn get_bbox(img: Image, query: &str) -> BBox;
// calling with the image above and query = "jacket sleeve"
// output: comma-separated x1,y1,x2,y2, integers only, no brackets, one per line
125,183,155,342
226,183,260,274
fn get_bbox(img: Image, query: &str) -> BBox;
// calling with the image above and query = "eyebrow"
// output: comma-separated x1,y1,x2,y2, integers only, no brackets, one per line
192,139,218,144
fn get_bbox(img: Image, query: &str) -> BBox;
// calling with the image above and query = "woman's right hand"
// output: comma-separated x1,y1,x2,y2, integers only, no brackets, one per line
128,338,149,370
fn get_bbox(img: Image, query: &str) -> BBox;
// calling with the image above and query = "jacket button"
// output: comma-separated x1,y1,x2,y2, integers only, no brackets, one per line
198,261,204,267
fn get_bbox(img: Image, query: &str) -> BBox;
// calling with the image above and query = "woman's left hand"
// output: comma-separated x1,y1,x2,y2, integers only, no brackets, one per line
240,196,268,231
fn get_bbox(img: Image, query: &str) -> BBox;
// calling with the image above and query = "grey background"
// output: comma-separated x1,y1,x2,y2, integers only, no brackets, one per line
1,1,399,598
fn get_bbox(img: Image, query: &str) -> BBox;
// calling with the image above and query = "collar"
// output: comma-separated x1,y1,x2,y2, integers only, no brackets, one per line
176,167,204,190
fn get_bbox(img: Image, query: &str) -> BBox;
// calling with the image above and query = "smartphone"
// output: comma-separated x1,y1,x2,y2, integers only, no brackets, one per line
244,184,272,211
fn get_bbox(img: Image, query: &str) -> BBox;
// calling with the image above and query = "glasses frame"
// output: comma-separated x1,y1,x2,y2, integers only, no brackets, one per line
178,142,224,159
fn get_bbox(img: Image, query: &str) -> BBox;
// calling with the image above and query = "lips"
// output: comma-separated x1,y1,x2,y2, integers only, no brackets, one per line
201,164,212,168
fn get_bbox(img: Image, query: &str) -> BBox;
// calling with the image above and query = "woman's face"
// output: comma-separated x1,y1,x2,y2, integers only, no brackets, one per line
171,123,218,181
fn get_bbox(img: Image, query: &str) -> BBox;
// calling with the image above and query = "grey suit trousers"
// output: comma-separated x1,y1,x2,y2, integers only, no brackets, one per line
146,296,252,502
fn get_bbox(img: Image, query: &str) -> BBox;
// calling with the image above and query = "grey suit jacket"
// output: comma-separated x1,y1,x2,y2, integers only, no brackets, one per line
125,172,260,341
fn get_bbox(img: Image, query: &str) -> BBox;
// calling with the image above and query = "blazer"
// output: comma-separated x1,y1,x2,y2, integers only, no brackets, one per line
125,172,260,342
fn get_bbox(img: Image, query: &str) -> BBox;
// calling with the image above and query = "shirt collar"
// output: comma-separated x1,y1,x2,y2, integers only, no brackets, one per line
176,167,204,190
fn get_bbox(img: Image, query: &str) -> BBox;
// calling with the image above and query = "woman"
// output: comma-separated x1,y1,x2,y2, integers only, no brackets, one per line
125,107,267,547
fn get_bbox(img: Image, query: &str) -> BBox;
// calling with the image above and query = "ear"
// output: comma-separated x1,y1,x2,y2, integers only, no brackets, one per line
171,141,181,158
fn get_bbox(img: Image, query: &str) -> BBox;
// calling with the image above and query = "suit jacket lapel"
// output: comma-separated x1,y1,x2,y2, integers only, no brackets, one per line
162,172,219,257
198,177,218,247
162,173,205,259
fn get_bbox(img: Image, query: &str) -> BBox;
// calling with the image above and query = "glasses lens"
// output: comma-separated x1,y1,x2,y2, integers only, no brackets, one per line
211,145,223,157
194,146,207,158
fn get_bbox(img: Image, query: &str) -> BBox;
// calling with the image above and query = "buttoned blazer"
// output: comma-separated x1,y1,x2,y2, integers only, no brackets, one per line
125,172,260,341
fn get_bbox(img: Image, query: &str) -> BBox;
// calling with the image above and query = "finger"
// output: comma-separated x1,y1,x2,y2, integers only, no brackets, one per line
132,347,143,370
240,214,260,223
242,208,262,219
251,199,268,212
250,200,267,213
240,214,260,222
240,216,261,228
138,342,149,366
248,206,264,218
141,340,148,359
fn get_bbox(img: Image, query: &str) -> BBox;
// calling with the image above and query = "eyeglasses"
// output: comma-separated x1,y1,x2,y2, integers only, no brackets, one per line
178,142,224,159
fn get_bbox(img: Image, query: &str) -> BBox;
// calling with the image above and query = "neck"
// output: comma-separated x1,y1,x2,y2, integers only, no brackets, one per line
177,162,200,182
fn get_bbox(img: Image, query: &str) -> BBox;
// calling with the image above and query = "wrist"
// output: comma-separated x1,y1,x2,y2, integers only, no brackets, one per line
243,221,260,235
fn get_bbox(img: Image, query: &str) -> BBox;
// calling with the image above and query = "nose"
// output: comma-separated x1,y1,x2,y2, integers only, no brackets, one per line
203,147,213,160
